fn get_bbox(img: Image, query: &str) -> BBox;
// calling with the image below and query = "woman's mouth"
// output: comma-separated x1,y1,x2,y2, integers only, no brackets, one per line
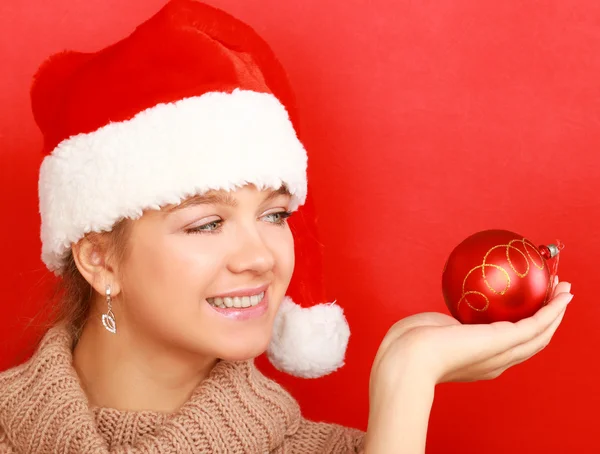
206,290,269,320
206,291,265,309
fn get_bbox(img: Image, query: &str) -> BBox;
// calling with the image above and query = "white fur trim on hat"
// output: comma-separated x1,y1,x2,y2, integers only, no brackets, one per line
38,89,308,273
267,297,350,378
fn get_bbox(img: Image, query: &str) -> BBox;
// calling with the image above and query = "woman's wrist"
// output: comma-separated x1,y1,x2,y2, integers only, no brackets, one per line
364,359,436,454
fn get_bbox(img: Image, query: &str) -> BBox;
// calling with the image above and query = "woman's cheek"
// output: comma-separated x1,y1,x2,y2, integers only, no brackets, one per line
274,228,295,282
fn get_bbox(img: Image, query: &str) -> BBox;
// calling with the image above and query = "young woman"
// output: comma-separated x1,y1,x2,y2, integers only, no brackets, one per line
0,1,572,452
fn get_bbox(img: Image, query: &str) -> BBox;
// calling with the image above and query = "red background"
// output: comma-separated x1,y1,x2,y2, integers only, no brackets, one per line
1,1,599,452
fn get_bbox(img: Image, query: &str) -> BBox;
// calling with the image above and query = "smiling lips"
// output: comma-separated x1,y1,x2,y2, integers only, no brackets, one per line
207,292,265,309
206,285,270,320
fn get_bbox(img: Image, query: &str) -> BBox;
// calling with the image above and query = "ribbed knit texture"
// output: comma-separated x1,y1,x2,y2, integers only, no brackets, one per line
0,326,364,453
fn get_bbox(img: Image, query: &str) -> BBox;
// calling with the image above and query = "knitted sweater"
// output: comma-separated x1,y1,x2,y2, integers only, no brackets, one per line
0,326,364,453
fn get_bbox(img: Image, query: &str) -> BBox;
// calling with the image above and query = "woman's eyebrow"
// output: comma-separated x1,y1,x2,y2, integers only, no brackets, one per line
164,186,290,214
262,186,291,204
165,193,238,213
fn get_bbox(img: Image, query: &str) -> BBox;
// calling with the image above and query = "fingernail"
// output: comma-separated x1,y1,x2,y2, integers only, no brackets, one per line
566,294,574,304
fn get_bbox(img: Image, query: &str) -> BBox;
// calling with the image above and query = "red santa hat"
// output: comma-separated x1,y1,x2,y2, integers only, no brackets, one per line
32,0,350,379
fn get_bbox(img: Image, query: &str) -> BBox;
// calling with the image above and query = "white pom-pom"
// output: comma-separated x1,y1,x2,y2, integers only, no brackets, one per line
266,296,350,378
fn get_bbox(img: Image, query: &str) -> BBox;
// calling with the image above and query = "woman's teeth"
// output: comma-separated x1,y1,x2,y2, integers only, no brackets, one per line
207,292,265,309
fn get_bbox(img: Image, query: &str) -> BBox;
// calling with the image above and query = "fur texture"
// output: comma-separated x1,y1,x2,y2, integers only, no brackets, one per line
39,89,307,272
268,297,351,378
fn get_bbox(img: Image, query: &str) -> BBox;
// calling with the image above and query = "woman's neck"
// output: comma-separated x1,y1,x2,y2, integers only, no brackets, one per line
72,317,218,413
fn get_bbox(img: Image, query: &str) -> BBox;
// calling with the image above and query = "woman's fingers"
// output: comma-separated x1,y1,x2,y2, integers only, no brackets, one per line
445,298,569,383
552,280,570,299
499,305,567,369
440,288,572,367
551,276,559,297
479,309,567,381
508,289,572,343
467,304,568,380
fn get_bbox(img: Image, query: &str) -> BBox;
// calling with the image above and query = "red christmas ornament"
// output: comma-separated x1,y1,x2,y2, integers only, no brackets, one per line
442,229,563,324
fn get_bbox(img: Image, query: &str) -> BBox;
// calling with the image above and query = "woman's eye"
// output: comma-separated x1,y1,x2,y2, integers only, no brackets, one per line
186,220,222,234
263,211,292,225
185,211,292,234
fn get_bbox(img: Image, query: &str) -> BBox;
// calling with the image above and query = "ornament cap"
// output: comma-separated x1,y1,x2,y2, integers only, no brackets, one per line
539,241,564,259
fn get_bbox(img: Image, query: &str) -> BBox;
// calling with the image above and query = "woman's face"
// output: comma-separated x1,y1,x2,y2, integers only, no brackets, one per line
115,184,295,361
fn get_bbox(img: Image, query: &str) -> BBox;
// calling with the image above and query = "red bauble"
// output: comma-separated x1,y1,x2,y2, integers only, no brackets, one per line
442,229,562,324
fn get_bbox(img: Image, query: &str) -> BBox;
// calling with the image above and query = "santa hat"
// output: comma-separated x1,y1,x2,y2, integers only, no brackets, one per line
31,0,350,379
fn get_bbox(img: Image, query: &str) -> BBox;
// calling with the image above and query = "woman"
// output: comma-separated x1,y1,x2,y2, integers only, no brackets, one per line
0,0,572,452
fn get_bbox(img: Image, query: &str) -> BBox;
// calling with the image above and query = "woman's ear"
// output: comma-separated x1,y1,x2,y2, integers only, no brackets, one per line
71,236,122,297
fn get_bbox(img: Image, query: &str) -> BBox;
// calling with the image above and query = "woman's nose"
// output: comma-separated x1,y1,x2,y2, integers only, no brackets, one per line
226,227,275,276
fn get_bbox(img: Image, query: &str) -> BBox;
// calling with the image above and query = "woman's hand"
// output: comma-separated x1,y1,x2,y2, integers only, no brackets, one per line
373,277,572,386
363,278,573,454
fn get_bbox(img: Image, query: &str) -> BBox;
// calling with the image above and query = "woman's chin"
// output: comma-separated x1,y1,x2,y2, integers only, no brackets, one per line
215,339,270,362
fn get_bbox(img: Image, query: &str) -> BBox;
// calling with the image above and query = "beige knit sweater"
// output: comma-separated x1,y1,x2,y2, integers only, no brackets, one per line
0,326,364,453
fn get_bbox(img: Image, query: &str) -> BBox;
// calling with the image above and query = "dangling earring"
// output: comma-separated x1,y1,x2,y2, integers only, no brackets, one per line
101,285,117,334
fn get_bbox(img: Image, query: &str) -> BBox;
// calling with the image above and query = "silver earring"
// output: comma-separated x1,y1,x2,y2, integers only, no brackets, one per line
101,285,117,334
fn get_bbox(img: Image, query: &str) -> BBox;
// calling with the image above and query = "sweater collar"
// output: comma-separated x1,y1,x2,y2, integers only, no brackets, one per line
0,325,302,453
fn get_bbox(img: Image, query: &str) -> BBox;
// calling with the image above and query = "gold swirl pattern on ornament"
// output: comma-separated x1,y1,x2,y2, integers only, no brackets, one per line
457,238,546,313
